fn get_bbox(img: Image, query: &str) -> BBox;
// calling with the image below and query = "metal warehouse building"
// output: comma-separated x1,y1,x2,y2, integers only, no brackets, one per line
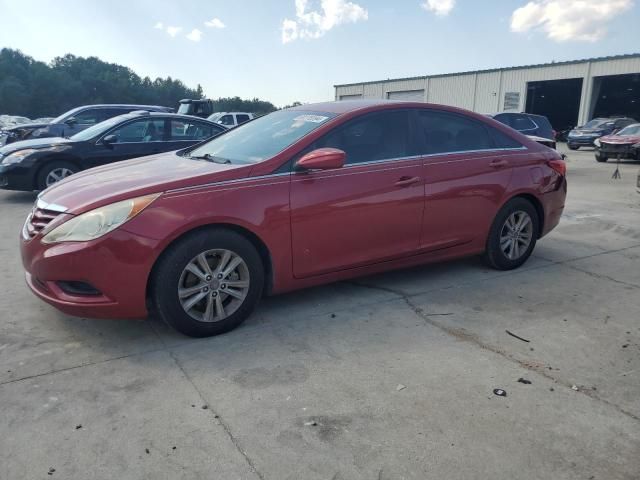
334,54,640,131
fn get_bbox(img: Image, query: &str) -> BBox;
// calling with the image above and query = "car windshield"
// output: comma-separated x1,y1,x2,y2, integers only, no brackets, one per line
187,110,336,164
177,103,191,115
616,124,640,136
208,113,224,122
51,107,83,124
583,119,609,129
69,115,130,141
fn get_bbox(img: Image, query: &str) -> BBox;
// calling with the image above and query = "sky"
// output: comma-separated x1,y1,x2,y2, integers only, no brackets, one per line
1,0,639,107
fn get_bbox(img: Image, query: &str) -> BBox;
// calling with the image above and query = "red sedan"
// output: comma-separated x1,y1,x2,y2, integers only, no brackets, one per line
20,101,567,337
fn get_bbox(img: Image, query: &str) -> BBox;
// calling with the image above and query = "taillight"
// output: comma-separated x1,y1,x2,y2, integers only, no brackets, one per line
547,159,566,176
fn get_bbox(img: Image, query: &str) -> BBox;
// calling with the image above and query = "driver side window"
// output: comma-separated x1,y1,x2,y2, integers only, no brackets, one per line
109,119,166,143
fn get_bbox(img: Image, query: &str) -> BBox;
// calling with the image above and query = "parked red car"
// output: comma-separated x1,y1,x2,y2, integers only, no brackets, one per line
20,101,567,337
594,123,640,162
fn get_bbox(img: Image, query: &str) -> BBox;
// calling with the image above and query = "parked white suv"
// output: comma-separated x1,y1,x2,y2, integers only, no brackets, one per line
207,112,254,128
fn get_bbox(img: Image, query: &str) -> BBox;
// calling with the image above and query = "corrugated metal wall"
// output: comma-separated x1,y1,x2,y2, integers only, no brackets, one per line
334,56,640,124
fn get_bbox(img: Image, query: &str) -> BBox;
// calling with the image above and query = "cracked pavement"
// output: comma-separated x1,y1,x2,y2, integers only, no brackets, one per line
1,147,639,479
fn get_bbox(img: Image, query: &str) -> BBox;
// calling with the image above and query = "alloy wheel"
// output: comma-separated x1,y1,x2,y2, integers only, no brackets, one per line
499,210,533,260
178,249,250,323
45,167,74,187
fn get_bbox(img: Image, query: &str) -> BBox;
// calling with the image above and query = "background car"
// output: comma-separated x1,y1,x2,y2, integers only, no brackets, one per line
567,116,637,150
207,112,254,128
489,112,555,140
0,112,225,191
594,123,640,162
21,101,567,337
0,104,174,146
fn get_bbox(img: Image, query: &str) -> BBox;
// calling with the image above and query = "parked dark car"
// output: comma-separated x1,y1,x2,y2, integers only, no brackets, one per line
177,99,215,118
0,112,225,191
0,104,174,146
490,113,555,141
19,101,567,337
594,124,640,162
567,117,637,150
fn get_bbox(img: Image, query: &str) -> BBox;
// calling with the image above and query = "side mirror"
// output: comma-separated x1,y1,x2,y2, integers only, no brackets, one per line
296,148,346,171
64,117,77,125
102,134,117,146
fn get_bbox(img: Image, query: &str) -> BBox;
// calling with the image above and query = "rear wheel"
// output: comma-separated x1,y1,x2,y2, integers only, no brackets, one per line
36,161,78,190
568,144,579,150
152,229,264,337
484,198,539,271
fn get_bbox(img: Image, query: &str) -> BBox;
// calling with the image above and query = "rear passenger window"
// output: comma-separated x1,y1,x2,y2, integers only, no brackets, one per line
511,115,536,131
314,110,412,164
490,128,523,149
417,110,494,154
236,114,251,124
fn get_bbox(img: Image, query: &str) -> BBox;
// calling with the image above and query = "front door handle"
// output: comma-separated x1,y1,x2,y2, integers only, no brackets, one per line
395,176,421,187
489,159,509,169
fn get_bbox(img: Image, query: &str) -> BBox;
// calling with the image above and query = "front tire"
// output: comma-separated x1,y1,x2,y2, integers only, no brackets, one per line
36,161,78,190
595,152,608,163
484,198,539,271
568,144,579,151
152,229,264,337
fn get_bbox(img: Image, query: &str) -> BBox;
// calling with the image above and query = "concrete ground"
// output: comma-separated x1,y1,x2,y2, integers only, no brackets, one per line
1,146,639,480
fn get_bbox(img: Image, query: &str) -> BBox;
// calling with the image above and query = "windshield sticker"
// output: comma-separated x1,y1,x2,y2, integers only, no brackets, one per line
294,115,329,124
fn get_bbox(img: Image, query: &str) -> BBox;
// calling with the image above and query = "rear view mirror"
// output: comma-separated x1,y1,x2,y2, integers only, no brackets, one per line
296,148,346,171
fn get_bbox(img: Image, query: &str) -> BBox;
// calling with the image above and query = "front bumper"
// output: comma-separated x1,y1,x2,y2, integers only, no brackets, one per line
0,163,35,191
597,144,637,159
20,227,161,319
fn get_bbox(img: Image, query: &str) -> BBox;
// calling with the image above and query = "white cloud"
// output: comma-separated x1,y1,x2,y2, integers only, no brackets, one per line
422,0,456,16
205,18,226,28
186,28,203,42
166,25,183,37
282,0,368,44
511,0,634,42
154,22,164,29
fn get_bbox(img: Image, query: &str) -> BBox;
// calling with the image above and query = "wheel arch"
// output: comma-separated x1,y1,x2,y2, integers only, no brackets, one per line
32,155,83,189
146,223,275,306
502,192,545,238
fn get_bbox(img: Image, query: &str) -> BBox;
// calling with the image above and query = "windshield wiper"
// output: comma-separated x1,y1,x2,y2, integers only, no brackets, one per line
188,153,231,164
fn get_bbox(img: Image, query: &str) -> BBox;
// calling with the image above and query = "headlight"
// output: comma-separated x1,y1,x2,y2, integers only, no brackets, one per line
1,148,37,165
594,139,601,147
42,194,159,244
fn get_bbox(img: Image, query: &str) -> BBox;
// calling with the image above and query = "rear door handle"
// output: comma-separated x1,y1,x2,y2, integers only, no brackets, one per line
489,159,509,169
395,176,421,187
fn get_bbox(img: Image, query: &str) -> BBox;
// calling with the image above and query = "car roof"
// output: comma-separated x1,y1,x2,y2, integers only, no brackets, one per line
116,112,219,124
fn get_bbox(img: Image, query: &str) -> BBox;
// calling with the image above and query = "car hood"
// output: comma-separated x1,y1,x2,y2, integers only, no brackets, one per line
599,134,640,145
4,122,49,132
0,137,71,155
39,151,252,215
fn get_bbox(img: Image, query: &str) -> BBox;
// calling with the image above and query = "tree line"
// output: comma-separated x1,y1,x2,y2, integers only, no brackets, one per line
0,48,280,118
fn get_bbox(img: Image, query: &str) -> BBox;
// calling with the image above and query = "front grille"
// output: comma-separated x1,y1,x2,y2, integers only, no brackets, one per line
600,143,631,154
24,208,61,239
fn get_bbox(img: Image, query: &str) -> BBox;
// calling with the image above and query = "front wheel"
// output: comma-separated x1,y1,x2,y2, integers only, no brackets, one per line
36,161,78,190
152,229,264,337
567,144,579,150
484,198,539,271
595,152,608,163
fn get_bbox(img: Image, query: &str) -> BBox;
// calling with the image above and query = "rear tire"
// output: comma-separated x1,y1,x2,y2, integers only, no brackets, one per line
568,144,579,150
36,161,78,190
484,198,539,271
152,229,264,337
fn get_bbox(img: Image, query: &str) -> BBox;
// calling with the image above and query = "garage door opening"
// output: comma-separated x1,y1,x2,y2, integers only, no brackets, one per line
525,78,583,131
591,73,640,121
